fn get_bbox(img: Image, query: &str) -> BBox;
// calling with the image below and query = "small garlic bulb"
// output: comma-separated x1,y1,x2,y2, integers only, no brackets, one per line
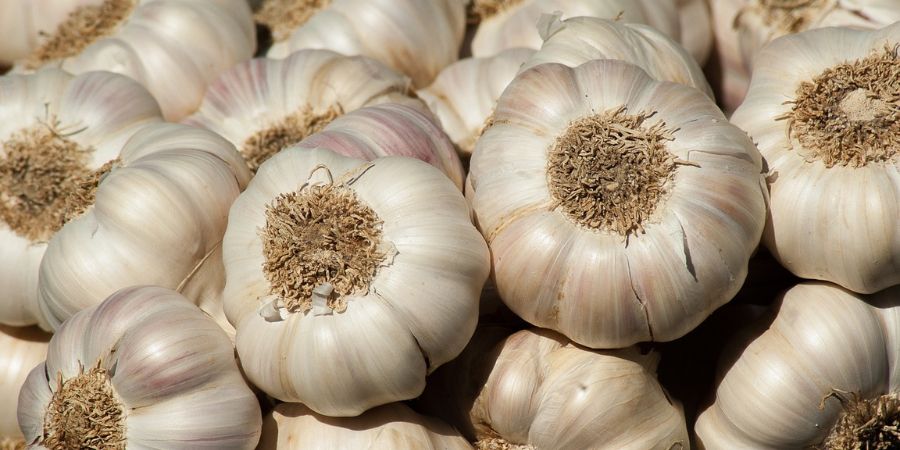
521,15,712,98
0,69,163,328
0,326,49,448
223,147,490,416
417,48,535,157
695,282,900,448
11,0,255,121
470,0,680,58
258,403,473,449
731,24,900,293
260,0,466,88
17,286,262,449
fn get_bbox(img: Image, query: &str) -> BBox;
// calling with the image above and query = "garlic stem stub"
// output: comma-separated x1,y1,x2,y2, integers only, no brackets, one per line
731,23,900,293
468,60,767,348
16,286,262,449
0,325,50,447
223,147,490,416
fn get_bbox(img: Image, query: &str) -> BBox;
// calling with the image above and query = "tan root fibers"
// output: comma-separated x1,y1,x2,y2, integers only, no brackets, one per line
475,437,535,450
547,106,678,237
820,392,900,450
470,0,525,21
738,0,833,33
261,179,384,314
242,105,342,173
779,45,900,167
0,121,113,241
255,0,332,42
0,438,25,450
26,0,135,69
42,362,126,450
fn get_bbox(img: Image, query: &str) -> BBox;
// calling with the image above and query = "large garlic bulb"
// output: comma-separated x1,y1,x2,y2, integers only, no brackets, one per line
223,147,490,416
260,0,465,88
258,403,472,449
521,15,712,98
468,60,766,348
184,49,441,174
710,0,900,112
17,286,262,449
0,326,49,448
695,282,900,448
417,48,535,157
732,24,900,293
470,0,680,58
0,69,162,328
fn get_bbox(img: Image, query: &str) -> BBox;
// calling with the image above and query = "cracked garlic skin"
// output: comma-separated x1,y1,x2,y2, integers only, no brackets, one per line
468,60,766,349
261,0,465,88
732,24,900,293
223,147,490,416
0,326,49,448
17,286,262,449
695,282,900,448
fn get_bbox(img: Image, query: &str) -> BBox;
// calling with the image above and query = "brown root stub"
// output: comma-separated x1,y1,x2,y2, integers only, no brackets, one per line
820,392,900,450
0,121,113,241
242,105,342,173
737,0,833,33
261,179,384,314
475,437,535,450
42,362,126,450
25,0,135,69
470,0,525,21
547,106,678,236
255,0,332,42
779,45,900,168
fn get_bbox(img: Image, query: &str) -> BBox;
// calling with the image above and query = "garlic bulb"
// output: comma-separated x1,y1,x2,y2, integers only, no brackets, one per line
417,48,535,157
0,0,94,65
258,403,473,449
223,147,490,416
11,0,255,121
695,282,900,448
184,49,437,174
470,0,680,58
468,60,766,348
731,24,900,293
17,286,262,449
261,0,465,88
0,326,49,448
521,15,712,98
675,0,713,65
710,0,900,112
0,69,163,328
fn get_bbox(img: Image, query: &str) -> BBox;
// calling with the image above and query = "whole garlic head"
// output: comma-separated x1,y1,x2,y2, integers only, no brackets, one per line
223,147,490,416
468,60,767,348
732,23,900,293
0,326,49,448
17,286,262,449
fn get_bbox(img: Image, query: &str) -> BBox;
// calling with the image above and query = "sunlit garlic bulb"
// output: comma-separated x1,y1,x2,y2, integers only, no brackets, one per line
417,48,535,157
184,49,441,175
470,0,680,58
731,24,900,293
258,403,473,449
259,0,465,88
468,60,767,348
0,326,49,449
223,147,489,416
17,286,262,449
695,282,900,448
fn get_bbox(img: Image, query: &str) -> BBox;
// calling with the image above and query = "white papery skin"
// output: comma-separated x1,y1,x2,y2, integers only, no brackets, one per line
417,48,535,157
469,329,688,449
0,326,49,445
695,282,900,448
710,0,900,113
675,0,713,65
731,25,900,294
521,15,713,98
468,60,767,348
471,0,680,58
223,148,490,416
37,122,252,331
17,286,262,449
257,402,473,449
265,0,465,88
11,0,255,121
0,0,96,65
0,69,163,328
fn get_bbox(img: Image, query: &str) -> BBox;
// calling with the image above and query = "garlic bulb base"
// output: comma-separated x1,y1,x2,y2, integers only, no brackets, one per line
821,391,900,450
475,437,534,450
255,0,331,42
242,104,343,172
